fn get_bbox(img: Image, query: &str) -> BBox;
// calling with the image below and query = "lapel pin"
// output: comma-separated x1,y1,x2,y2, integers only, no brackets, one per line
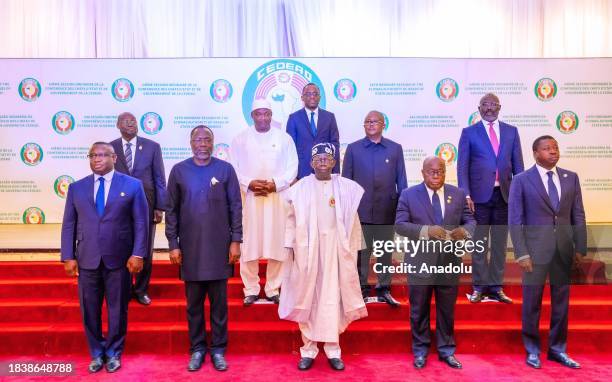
385,158,389,163
120,192,125,197
447,199,451,204
563,173,567,178
139,145,143,150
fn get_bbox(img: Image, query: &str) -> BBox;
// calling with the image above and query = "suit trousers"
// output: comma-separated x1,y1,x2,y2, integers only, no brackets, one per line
185,279,228,355
133,220,156,296
358,224,395,294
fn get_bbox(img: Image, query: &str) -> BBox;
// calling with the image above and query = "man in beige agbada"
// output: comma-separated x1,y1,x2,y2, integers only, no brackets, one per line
279,143,367,371
230,98,298,305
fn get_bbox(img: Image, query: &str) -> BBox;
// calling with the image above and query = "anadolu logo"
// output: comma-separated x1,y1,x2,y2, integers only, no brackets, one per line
334,79,357,102
242,59,326,128
20,143,43,166
140,112,163,135
54,175,75,199
52,111,75,135
436,78,459,102
339,143,349,169
534,78,557,102
468,111,482,126
22,207,45,224
556,111,578,134
18,78,41,101
213,143,231,162
210,79,233,103
111,78,135,102
435,143,458,165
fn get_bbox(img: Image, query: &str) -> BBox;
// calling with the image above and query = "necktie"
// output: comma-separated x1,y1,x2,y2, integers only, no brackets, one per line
547,171,560,211
488,122,500,181
310,111,317,136
95,177,105,217
432,190,443,226
125,143,133,173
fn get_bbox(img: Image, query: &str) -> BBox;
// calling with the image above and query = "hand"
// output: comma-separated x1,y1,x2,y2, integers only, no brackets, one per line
265,180,276,193
169,249,182,265
449,227,468,240
153,209,164,224
518,257,533,273
249,180,269,197
466,196,475,214
573,252,584,270
63,260,78,277
428,226,447,240
127,256,144,274
228,242,241,264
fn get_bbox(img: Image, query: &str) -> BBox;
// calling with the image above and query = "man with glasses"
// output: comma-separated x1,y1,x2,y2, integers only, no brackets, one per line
287,83,340,179
342,110,407,306
61,142,149,373
458,93,524,304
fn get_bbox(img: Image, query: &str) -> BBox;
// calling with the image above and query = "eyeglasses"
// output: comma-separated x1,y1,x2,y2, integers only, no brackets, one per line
424,170,445,176
480,102,500,108
191,138,212,144
87,153,113,159
303,92,320,97
363,120,383,126
312,157,334,164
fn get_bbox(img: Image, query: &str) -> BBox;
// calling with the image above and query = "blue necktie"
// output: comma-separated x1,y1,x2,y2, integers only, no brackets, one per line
95,177,105,217
310,111,317,136
547,171,560,211
432,190,443,225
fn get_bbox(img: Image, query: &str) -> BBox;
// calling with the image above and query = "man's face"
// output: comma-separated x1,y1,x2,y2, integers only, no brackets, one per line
301,85,321,110
421,159,446,191
251,108,272,131
88,144,116,175
534,138,560,169
117,113,138,139
311,154,335,179
363,111,385,138
190,129,214,162
478,94,501,123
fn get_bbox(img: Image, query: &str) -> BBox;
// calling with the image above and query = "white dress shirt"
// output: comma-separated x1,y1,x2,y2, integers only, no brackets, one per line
535,163,561,202
483,119,501,187
93,170,114,205
419,185,446,238
121,136,138,167
304,107,319,128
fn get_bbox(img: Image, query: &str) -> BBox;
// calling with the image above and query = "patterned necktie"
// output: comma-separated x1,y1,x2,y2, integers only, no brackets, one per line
310,111,317,136
488,122,500,181
432,190,443,226
547,171,560,211
95,177,105,216
125,142,133,173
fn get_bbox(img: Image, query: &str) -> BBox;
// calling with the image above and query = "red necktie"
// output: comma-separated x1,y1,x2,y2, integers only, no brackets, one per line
489,122,499,181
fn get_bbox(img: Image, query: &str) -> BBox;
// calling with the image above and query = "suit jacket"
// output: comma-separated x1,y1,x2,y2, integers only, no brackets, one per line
395,183,476,279
61,171,149,270
342,137,407,224
457,121,524,203
286,107,340,178
508,165,587,265
111,136,167,216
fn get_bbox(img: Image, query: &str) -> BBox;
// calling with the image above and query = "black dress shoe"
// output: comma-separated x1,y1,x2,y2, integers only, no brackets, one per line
105,356,121,373
211,353,228,371
413,355,427,369
378,291,400,307
469,291,483,303
526,353,541,369
547,352,581,369
188,351,205,371
243,295,258,306
298,357,314,371
88,357,104,373
135,293,152,305
488,290,513,304
439,355,462,369
328,358,345,371
266,294,280,304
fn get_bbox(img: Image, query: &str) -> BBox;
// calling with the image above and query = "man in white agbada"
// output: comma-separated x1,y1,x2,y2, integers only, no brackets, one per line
280,143,368,371
230,98,298,305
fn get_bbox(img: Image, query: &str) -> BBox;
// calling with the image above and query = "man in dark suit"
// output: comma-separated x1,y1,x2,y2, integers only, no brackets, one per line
395,157,476,369
286,83,340,179
111,112,167,306
342,110,407,306
166,126,242,372
61,142,149,373
458,93,524,303
509,135,587,370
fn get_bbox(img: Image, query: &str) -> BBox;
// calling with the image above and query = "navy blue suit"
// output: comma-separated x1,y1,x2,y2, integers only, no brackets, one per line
457,120,524,293
286,107,340,179
111,136,167,297
395,183,475,358
61,171,149,359
509,165,586,355
342,137,407,294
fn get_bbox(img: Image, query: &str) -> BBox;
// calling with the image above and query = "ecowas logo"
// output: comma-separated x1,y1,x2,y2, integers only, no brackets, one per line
242,59,326,128
334,79,357,102
435,143,458,165
18,78,41,101
210,79,233,103
140,112,163,135
339,143,349,168
213,143,231,161
556,111,579,134
468,111,482,126
381,112,390,131
52,111,75,135
111,78,135,102
436,78,459,102
534,78,557,102
22,207,45,224
20,143,43,166
54,175,75,199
